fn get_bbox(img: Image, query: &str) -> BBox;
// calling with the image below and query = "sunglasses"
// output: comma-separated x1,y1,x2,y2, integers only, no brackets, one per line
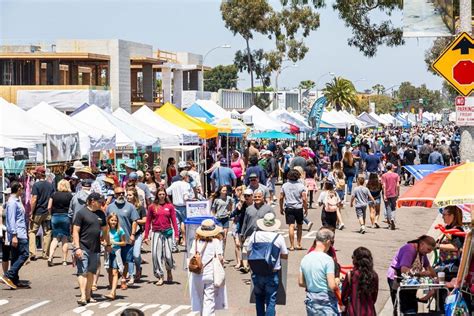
115,192,125,196
244,194,252,197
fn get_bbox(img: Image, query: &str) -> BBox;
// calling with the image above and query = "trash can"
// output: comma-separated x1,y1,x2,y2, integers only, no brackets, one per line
183,216,215,269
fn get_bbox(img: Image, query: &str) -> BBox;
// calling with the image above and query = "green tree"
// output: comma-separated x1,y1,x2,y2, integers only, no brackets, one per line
358,94,397,114
203,65,239,92
323,77,358,112
395,82,448,113
221,0,273,103
234,49,272,93
247,86,275,92
299,80,316,90
372,84,385,95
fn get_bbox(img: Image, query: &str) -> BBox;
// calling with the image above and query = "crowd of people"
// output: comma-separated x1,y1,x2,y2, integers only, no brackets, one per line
0,122,469,315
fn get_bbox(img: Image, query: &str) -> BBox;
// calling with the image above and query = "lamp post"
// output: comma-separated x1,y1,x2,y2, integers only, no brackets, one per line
200,44,231,99
315,72,335,98
274,63,298,110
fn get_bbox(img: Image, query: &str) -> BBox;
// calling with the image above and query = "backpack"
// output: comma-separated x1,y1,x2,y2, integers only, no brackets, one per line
248,232,281,275
188,240,211,274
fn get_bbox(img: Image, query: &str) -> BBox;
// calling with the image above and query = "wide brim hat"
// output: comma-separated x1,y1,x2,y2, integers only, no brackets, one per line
103,177,115,186
123,162,137,170
72,160,85,169
196,219,223,237
256,213,281,232
75,166,96,180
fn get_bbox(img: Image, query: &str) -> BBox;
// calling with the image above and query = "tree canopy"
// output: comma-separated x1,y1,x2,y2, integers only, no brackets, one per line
203,65,239,92
323,76,359,112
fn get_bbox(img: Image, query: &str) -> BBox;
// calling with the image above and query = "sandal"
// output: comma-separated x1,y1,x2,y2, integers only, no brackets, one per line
289,247,295,251
104,293,116,300
87,298,97,303
91,284,97,291
155,278,164,286
77,298,88,306
239,266,250,274
296,246,303,250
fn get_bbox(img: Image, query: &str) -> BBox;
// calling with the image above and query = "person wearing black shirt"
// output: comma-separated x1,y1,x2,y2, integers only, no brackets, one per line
403,145,417,186
29,166,55,261
72,193,110,306
47,180,73,266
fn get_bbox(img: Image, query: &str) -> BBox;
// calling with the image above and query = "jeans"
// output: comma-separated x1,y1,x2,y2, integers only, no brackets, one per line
5,238,29,284
384,197,397,222
345,174,354,195
252,272,279,316
128,233,143,278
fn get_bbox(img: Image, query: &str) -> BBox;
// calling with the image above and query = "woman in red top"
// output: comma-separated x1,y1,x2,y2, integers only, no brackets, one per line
166,157,177,186
144,187,179,286
341,247,379,316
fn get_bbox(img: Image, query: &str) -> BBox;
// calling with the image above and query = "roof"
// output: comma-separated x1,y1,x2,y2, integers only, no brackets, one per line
130,56,162,64
0,52,110,61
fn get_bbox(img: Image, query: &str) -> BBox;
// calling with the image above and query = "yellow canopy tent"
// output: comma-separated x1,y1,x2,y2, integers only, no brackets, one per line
155,103,218,139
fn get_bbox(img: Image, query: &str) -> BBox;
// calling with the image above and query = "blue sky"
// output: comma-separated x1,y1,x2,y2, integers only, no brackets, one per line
0,0,443,92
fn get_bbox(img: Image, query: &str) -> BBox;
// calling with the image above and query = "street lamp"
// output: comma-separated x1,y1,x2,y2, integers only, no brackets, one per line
274,63,298,110
315,72,336,98
200,44,231,99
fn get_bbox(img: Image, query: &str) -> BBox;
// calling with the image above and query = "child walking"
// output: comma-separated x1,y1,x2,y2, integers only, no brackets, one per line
105,213,126,300
350,176,375,234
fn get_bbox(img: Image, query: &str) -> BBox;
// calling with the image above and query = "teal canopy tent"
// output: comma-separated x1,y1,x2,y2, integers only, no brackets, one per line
249,130,296,140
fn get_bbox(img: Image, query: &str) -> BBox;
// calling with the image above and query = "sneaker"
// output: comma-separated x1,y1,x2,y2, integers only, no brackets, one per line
307,221,314,231
127,277,135,286
47,259,53,267
374,223,380,229
0,275,17,289
338,223,345,230
360,226,366,234
62,261,68,266
29,255,37,261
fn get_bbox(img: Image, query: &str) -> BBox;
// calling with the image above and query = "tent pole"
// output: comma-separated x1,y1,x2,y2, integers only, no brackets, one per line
2,163,5,205
204,139,208,197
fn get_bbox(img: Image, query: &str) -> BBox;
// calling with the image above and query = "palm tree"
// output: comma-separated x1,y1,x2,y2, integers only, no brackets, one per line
322,77,358,111
372,84,385,95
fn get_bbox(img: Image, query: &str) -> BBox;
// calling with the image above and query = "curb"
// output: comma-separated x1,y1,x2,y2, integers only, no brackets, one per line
379,213,443,315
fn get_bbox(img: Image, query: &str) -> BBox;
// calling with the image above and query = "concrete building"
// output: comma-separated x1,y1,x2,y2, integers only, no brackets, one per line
0,39,207,112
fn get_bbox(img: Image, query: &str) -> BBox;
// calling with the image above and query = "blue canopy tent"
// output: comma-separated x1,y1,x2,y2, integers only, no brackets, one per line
395,113,411,128
403,164,445,181
249,130,296,140
184,103,215,123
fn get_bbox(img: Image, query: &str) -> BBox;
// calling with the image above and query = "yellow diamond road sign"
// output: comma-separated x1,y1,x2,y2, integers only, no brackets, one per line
432,32,474,96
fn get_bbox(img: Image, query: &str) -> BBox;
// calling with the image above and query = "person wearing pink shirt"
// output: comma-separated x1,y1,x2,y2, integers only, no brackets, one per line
381,163,400,230
144,188,179,286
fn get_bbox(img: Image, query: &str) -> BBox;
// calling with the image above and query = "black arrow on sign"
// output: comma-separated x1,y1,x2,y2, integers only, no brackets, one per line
452,37,474,55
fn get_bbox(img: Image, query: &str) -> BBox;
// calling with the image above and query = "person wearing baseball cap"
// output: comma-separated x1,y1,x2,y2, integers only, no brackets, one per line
72,192,110,305
246,212,288,315
28,165,55,261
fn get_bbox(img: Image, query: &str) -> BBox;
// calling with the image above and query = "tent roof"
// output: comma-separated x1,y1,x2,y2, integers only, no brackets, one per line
368,112,390,125
321,110,350,129
243,106,290,132
269,109,312,132
184,103,215,123
72,104,158,147
195,100,230,119
213,117,248,135
357,112,379,127
249,130,296,140
113,108,180,148
339,110,367,129
132,106,199,144
156,103,218,139
0,98,51,144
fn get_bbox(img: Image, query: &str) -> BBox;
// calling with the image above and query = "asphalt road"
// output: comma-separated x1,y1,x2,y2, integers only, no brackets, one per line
1,186,439,316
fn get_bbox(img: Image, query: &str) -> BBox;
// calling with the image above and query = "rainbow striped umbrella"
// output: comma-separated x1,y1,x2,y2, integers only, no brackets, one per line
397,162,474,208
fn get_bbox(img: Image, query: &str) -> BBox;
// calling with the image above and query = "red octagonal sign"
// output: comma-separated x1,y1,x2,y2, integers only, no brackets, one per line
453,60,474,85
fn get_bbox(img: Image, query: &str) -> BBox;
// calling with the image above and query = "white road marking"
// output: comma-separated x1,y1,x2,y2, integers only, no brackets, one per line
0,299,8,306
99,302,112,309
140,304,160,312
106,303,130,316
166,305,191,315
11,300,51,316
151,304,171,315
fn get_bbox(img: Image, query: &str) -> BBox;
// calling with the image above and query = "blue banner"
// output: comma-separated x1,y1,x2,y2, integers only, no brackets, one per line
308,96,327,135
403,164,445,180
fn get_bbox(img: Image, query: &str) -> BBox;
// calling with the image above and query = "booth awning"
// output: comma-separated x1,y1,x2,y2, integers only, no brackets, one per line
184,103,215,123
156,103,218,139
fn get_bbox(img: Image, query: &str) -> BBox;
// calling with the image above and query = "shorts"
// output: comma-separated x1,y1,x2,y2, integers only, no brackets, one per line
76,250,100,275
2,241,11,261
266,177,276,192
120,244,134,263
215,216,230,229
174,205,186,223
368,197,381,206
305,178,317,191
355,206,367,219
285,208,304,225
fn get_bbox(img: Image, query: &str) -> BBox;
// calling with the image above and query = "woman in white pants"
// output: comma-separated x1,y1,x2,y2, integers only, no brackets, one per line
189,219,228,316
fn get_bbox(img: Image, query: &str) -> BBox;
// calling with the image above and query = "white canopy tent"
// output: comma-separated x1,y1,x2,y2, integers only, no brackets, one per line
113,108,181,148
195,100,230,119
379,113,397,125
321,110,351,129
0,135,37,159
368,112,390,125
269,109,312,132
72,104,158,148
28,102,115,155
132,106,199,145
340,110,367,129
243,106,290,132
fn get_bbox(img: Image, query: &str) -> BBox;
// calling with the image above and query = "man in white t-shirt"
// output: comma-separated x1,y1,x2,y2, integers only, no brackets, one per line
247,213,288,316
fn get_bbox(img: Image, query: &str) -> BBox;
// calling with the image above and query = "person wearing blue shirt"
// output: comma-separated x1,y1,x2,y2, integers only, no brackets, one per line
210,159,237,193
428,147,444,165
363,148,382,176
1,182,28,289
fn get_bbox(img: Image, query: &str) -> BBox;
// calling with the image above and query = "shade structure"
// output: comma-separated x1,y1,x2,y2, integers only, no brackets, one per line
321,110,350,129
184,103,215,123
403,164,446,181
195,100,230,119
358,112,379,127
156,103,218,139
213,117,248,136
72,104,158,148
28,102,115,154
269,109,312,133
132,106,199,145
249,130,296,140
243,106,290,133
0,135,36,159
397,162,474,208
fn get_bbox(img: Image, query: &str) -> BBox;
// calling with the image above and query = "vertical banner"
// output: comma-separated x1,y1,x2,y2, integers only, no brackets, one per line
46,133,81,162
308,96,328,135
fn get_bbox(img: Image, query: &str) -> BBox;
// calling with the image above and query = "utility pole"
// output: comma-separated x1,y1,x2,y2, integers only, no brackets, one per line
459,0,473,162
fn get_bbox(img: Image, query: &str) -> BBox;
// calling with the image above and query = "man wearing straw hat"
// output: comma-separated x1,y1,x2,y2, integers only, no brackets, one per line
247,213,288,316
